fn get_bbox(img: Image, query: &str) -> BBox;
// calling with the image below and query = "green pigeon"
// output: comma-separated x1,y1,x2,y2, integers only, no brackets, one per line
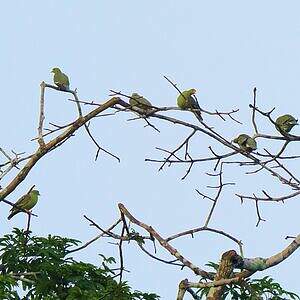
233,134,257,152
8,190,40,220
129,93,152,112
51,67,70,90
275,114,298,134
177,89,203,122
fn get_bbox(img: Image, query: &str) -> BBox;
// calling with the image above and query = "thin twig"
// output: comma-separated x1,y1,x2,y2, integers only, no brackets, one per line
254,197,266,227
166,226,243,256
68,218,122,254
118,203,213,279
38,82,46,147
0,97,122,201
251,87,259,134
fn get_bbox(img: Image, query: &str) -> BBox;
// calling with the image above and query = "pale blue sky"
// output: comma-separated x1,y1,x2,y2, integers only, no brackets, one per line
1,1,300,298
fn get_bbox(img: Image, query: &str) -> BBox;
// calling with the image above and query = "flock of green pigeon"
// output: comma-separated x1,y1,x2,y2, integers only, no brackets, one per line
233,114,298,152
6,69,298,220
128,88,203,122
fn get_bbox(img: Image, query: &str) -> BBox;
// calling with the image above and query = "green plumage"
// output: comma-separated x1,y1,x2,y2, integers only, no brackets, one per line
8,190,40,220
275,114,298,134
243,257,267,272
233,134,257,152
129,93,152,112
51,67,70,90
177,89,203,122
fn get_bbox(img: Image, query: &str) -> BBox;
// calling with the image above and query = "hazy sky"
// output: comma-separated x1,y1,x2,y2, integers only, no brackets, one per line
1,1,300,298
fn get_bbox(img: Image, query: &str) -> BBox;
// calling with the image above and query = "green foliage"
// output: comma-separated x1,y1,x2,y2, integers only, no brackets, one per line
0,228,159,300
197,262,299,300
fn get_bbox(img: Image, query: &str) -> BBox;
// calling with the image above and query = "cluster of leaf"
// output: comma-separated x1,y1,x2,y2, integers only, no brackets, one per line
197,262,299,300
0,228,159,300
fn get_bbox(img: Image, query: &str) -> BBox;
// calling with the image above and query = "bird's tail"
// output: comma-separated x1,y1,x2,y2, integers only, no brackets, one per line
7,211,16,220
192,98,203,122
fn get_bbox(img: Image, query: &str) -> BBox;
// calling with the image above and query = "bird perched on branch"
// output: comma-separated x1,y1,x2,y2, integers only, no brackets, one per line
51,67,70,90
177,89,203,122
8,190,40,220
129,93,153,113
275,114,298,134
233,134,257,152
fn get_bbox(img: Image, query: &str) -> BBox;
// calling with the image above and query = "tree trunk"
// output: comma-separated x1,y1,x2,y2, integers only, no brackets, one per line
207,250,241,300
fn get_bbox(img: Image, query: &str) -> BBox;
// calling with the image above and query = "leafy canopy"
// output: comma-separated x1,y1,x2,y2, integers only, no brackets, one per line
0,228,159,300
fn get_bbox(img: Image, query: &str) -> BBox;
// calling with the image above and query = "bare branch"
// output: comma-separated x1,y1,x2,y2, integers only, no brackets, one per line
254,198,266,227
166,226,243,256
67,218,122,254
0,97,122,200
203,165,235,227
38,82,46,147
251,87,259,134
236,190,300,202
118,203,213,279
